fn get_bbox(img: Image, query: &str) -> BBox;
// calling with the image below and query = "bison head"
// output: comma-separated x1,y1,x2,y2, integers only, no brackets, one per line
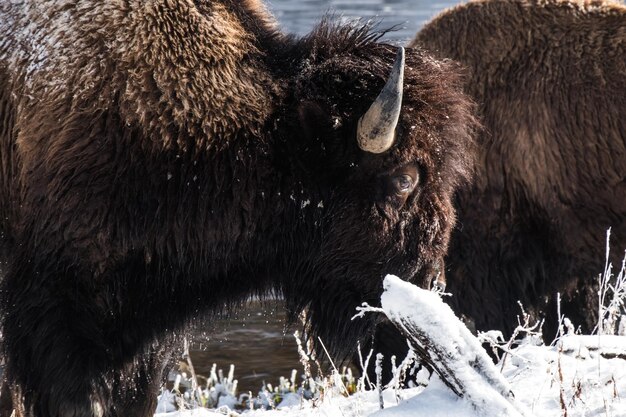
271,23,477,359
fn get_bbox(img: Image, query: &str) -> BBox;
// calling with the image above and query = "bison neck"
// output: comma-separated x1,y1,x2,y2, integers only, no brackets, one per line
1,0,280,157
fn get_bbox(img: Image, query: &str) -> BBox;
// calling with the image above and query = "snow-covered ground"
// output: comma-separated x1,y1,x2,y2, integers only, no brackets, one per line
153,269,626,417
154,337,626,417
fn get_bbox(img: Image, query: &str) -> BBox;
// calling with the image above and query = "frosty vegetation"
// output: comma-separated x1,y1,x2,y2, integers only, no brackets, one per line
155,232,626,417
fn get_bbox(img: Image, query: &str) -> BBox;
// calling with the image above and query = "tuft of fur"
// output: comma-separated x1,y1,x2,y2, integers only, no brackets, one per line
0,1,476,416
414,0,626,336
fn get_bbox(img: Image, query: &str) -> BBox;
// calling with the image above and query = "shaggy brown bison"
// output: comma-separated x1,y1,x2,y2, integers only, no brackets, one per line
413,0,626,336
0,0,476,415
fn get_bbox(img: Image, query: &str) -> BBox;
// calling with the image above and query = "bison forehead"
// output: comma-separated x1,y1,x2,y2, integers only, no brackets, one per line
362,54,476,184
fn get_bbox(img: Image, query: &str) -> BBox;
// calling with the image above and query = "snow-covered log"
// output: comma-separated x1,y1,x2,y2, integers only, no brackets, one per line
558,335,626,359
373,275,535,417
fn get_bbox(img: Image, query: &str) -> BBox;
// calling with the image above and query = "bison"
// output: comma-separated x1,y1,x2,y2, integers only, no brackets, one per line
0,0,475,415
412,0,626,336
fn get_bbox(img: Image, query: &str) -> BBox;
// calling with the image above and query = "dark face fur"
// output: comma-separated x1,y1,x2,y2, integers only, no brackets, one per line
273,27,476,358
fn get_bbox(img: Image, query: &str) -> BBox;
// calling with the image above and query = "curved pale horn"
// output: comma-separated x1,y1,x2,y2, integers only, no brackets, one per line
357,47,405,154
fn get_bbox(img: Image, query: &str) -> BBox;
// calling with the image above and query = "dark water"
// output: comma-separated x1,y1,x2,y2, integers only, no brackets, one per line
189,300,300,395
189,0,458,396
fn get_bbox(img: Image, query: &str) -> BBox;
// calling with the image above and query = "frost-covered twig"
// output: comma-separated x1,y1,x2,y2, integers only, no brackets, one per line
356,342,374,391
385,344,417,403
294,330,312,381
182,338,202,407
499,301,543,371
385,344,416,391
375,353,384,410
595,228,626,336
478,300,543,370
557,345,568,417
317,337,350,397
352,302,384,320
555,292,565,342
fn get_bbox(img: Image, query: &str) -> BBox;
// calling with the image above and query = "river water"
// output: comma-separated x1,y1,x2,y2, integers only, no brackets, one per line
189,0,459,395
267,0,458,42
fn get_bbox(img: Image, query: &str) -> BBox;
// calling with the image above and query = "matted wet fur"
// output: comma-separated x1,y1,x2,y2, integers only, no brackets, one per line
413,0,626,336
0,0,475,416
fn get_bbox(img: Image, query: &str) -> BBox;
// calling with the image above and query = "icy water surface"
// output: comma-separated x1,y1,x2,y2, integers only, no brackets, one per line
189,0,459,395
267,0,459,42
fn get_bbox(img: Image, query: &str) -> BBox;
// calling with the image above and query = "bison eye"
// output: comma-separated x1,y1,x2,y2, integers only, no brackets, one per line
390,165,419,193
392,174,414,193
384,165,419,207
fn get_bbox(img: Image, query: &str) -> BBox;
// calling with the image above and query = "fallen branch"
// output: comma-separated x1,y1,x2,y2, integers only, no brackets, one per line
356,275,535,417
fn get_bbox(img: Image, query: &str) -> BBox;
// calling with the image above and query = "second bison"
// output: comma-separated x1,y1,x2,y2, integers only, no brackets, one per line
414,0,626,336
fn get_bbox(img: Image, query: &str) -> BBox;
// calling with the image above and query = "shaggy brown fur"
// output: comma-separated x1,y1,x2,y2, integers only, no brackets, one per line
413,0,626,336
0,1,476,416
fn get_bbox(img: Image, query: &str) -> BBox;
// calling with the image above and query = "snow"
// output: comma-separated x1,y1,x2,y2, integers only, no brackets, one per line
154,275,626,417
504,341,626,416
371,379,473,417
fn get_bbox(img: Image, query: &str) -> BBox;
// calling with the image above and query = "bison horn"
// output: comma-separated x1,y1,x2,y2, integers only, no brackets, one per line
357,47,405,154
